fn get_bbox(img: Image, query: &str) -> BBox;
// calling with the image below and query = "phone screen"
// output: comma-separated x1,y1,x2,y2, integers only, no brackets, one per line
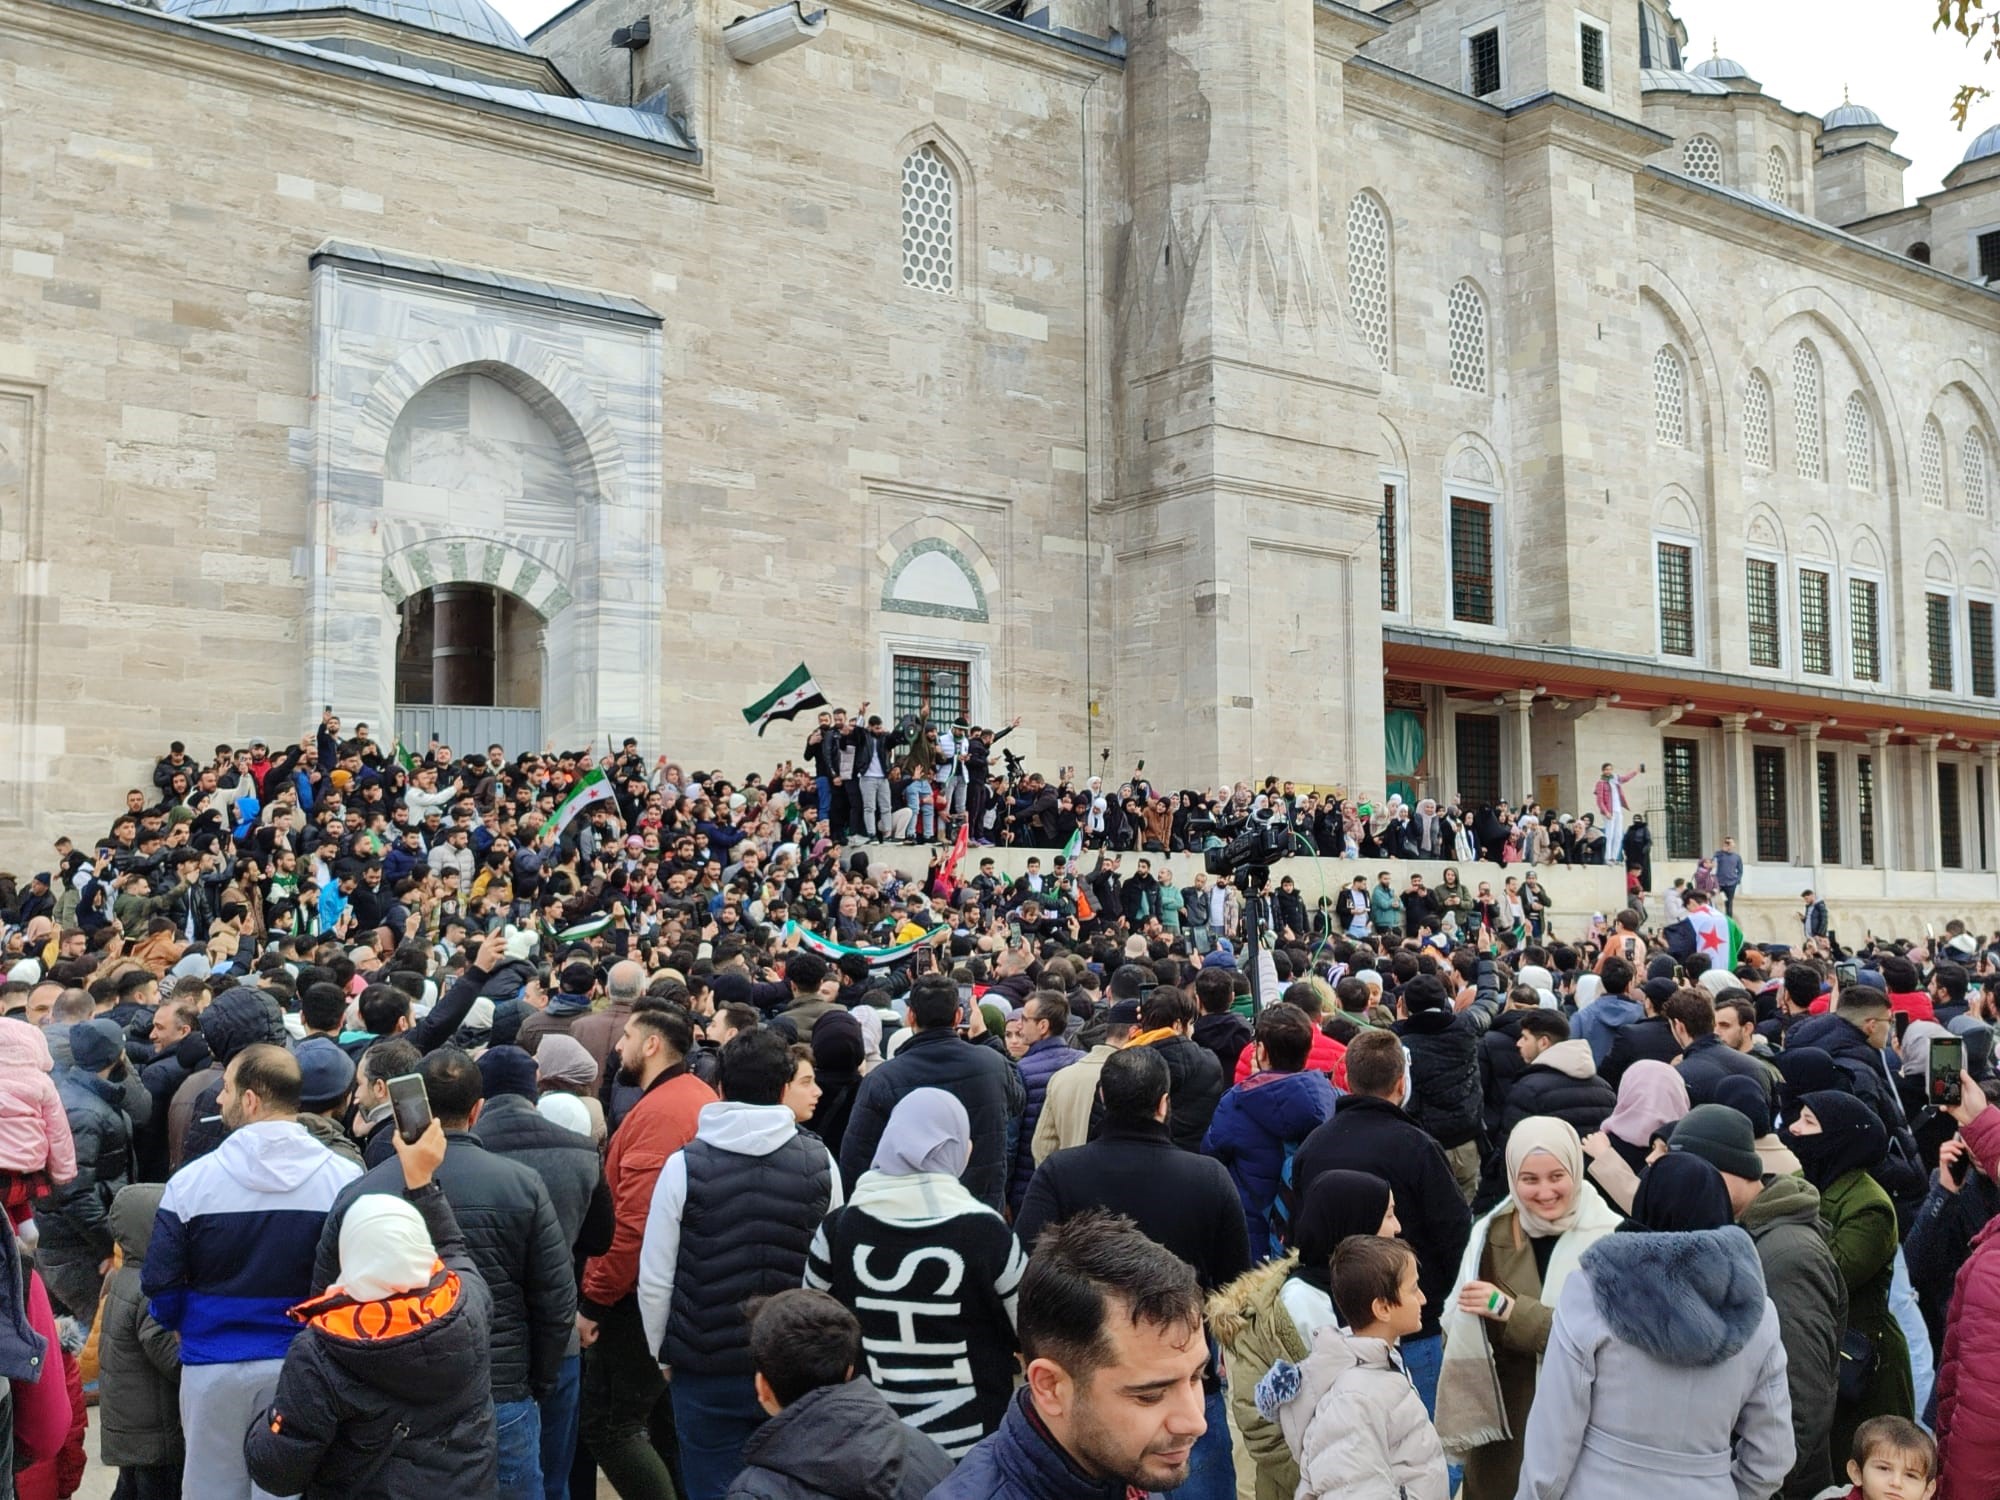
1930,1037,1965,1108
387,1073,432,1144
1835,962,1859,986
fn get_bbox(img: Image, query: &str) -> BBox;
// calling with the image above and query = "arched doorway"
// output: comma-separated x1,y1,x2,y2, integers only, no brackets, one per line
393,583,545,757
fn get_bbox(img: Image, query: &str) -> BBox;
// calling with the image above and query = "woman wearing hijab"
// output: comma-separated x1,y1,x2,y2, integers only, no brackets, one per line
1436,1118,1622,1498
1580,1060,1691,1212
244,1121,495,1499
1208,1170,1399,1500
534,1034,607,1145
1513,1154,1793,1498
1787,1089,1913,1464
804,1088,1025,1460
806,1010,866,1177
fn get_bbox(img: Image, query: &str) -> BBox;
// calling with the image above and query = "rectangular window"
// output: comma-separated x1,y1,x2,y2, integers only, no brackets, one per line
890,654,970,727
1817,751,1841,865
1455,714,1503,810
1857,754,1876,865
1799,568,1832,675
1928,592,1956,691
1449,497,1496,625
1579,21,1606,90
1467,28,1502,96
1973,599,1996,698
1941,763,1965,869
1746,559,1781,668
1849,577,1880,682
1662,737,1701,860
1637,0,1679,68
1753,745,1788,863
1657,542,1695,657
1981,230,2000,283
1379,482,1399,613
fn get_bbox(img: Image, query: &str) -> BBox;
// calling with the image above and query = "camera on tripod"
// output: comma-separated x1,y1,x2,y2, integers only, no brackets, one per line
1188,811,1291,879
1000,747,1027,781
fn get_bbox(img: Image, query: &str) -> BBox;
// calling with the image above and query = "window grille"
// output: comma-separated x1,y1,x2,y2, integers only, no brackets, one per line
1450,497,1495,624
1844,392,1873,490
1663,737,1701,860
1857,755,1876,865
1657,543,1695,657
1765,147,1788,203
1580,23,1606,90
1980,230,2000,283
1973,599,1996,698
1448,281,1488,393
1793,342,1823,480
1683,135,1722,183
1347,194,1392,370
1455,715,1502,808
1753,745,1788,863
1849,577,1880,682
1654,347,1686,447
1921,419,1945,509
1929,593,1956,692
1379,482,1399,612
1743,373,1772,468
891,654,970,726
1966,430,1990,518
1746,559,1781,668
1817,752,1841,865
1942,764,1965,869
1467,28,1501,95
900,146,957,295
1799,569,1832,676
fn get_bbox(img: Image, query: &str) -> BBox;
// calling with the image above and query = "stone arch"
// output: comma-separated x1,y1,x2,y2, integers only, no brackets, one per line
876,515,999,624
1797,515,1838,564
1971,550,1998,593
1445,433,1501,490
1379,415,1410,474
1654,486,1700,536
380,532,574,618
895,123,976,297
1925,544,1958,586
1744,501,1787,552
1850,526,1887,572
1640,271,1724,453
1754,287,1906,495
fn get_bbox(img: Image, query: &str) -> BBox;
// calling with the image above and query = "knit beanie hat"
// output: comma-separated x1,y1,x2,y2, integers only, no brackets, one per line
1668,1103,1764,1182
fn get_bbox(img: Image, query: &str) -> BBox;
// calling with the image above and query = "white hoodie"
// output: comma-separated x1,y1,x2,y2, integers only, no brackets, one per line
637,1101,844,1359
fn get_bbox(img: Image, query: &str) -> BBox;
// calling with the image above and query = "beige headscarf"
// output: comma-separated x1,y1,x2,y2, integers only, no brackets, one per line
1504,1116,1590,1237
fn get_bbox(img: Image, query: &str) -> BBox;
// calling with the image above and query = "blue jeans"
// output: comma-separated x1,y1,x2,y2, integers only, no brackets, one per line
905,779,934,839
494,1397,543,1500
669,1370,764,1500
536,1354,581,1500
1399,1335,1459,1491
1176,1385,1234,1500
814,775,832,822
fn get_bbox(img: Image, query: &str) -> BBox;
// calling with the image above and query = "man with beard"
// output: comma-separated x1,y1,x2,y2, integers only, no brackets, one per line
930,1209,1209,1500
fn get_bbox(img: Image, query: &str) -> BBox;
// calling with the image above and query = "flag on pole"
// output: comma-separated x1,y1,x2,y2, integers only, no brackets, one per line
394,740,417,775
743,663,828,737
941,822,969,885
785,921,930,972
1060,827,1082,863
1686,905,1742,969
548,767,615,839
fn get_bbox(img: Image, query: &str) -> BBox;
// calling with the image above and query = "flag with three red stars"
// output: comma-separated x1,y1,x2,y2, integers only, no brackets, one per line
1687,906,1743,969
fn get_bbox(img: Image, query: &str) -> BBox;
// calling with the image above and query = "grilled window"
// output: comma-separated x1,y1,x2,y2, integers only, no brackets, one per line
1981,230,2000,283
1849,577,1880,682
1794,342,1823,480
1973,599,1996,698
900,146,958,295
1467,28,1501,95
1657,543,1695,657
1654,347,1686,447
1683,134,1722,183
1929,593,1956,692
1379,482,1400,612
1857,754,1876,865
1817,751,1841,865
1448,281,1488,393
1450,497,1496,624
1799,569,1832,676
1580,22,1606,90
1455,715,1502,809
1348,193,1392,371
1942,763,1965,869
1744,373,1773,468
1663,737,1701,860
1746,559,1781,668
891,654,969,726
1753,745,1788,863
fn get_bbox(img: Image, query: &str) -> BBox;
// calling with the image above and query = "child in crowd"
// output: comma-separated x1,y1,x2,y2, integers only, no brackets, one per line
97,1182,182,1500
1255,1234,1449,1500
1838,1415,1936,1500
0,1017,77,1239
728,1289,954,1500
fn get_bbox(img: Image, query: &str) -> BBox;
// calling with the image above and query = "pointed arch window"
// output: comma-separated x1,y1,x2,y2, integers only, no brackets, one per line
1743,371,1772,469
1765,146,1789,204
900,144,958,295
1653,347,1687,447
1793,341,1823,480
1447,280,1488,394
1967,430,1991,519
1843,392,1873,490
1920,418,1946,509
1347,193,1392,371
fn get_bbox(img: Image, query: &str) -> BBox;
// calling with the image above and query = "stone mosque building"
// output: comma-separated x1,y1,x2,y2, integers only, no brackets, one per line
8,0,2000,927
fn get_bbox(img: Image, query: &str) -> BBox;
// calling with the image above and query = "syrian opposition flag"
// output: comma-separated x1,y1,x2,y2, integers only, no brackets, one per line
1687,906,1743,970
785,921,931,972
549,767,615,838
743,663,828,737
1060,827,1083,862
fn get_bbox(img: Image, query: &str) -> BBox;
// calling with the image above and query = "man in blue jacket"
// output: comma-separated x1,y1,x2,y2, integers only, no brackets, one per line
1201,1003,1336,1259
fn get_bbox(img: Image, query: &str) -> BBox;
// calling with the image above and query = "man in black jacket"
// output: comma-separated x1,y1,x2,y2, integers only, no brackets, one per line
1393,962,1498,1200
1190,968,1252,1083
1100,986,1224,1152
1667,988,1775,1108
1293,1030,1470,1417
310,1046,575,1500
839,976,1025,1209
35,1018,135,1319
1477,986,1538,1143
1476,1011,1615,1210
1601,976,1684,1088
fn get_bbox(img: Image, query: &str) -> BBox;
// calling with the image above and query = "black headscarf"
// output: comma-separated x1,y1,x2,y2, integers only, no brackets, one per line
1627,1152,1734,1233
1771,1046,1839,1122
1289,1169,1392,1295
1785,1089,1889,1191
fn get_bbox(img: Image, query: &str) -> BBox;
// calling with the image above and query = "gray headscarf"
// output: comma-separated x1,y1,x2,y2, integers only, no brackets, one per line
535,1033,598,1090
869,1087,971,1178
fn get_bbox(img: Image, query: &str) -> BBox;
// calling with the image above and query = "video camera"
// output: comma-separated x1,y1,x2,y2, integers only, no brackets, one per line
1000,747,1027,782
1187,810,1291,879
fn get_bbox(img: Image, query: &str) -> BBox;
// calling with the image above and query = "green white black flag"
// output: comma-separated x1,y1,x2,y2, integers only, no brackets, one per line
743,663,828,737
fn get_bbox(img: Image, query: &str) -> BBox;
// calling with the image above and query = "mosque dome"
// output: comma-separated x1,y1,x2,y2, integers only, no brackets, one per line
1691,56,1750,81
1822,101,1884,131
1964,122,2000,166
161,0,528,52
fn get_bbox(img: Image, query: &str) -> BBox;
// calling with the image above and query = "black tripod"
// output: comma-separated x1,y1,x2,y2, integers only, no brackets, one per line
1239,863,1272,1012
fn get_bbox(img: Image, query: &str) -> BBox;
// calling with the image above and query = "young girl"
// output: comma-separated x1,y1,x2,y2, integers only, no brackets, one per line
0,1019,76,1236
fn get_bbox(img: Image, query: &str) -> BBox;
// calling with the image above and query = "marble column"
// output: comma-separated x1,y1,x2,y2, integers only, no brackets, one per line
1719,713,1752,864
1916,734,1944,873
1983,745,2000,874
1795,723,1821,867
1866,728,1896,871
1502,689,1536,805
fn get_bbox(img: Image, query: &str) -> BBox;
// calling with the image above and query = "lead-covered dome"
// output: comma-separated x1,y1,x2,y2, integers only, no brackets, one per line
1964,122,2000,165
1823,101,1884,131
1692,55,1750,81
162,0,528,51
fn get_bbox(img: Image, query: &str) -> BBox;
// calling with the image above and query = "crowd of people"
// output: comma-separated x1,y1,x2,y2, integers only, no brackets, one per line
0,710,1995,1500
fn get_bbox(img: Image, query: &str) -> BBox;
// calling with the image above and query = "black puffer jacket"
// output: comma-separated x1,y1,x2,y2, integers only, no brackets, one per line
1393,964,1499,1151
468,1096,601,1250
1476,1040,1616,1210
725,1377,954,1500
180,987,289,1165
36,1069,132,1256
246,1184,496,1500
310,1132,574,1404
1150,1034,1225,1152
840,1030,1026,1210
1478,1010,1532,1136
99,1182,180,1469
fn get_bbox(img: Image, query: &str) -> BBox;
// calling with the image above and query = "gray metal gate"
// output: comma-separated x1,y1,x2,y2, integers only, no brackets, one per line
394,705,543,760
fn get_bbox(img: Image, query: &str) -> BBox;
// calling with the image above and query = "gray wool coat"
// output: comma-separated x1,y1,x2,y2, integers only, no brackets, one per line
1514,1226,1795,1500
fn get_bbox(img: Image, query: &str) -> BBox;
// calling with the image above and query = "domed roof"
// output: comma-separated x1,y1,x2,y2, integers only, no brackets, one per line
163,0,527,52
1964,122,2000,165
1691,55,1750,80
1823,101,1883,130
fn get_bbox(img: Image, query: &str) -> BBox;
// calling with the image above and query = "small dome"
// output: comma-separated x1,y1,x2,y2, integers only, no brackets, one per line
1692,55,1750,80
163,0,528,51
1964,122,2000,165
1823,101,1884,131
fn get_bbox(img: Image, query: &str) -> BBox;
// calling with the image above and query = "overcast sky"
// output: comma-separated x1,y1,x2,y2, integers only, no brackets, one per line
486,0,1990,198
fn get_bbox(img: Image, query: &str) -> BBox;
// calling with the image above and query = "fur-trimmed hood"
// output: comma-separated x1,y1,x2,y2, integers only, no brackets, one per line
1580,1225,1767,1367
1207,1253,1295,1346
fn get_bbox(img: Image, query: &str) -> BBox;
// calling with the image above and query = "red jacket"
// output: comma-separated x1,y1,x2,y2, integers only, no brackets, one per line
579,1068,716,1317
1234,1027,1348,1091
1935,1105,2000,1499
13,1270,82,1500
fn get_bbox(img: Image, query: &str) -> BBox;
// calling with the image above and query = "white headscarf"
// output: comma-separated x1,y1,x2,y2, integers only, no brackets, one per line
537,1094,593,1137
337,1195,439,1302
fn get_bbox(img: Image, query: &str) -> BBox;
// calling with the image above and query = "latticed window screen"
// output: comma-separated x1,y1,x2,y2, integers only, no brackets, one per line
900,146,957,295
1662,737,1701,860
891,655,969,726
1765,147,1788,203
1455,715,1502,809
1746,559,1781,668
1981,230,2000,283
1379,483,1399,611
1794,342,1823,480
1744,374,1772,468
1450,497,1495,623
1654,347,1686,447
1857,755,1876,865
1942,764,1965,869
1849,578,1880,681
1973,600,1997,698
1657,543,1695,656
1929,593,1956,692
1579,22,1606,90
1921,420,1946,509
1753,745,1788,863
1348,194,1391,370
1799,569,1832,676
1844,392,1873,490
1467,28,1501,95
1966,430,1990,519
1817,752,1841,865
1448,281,1488,393
1683,135,1722,183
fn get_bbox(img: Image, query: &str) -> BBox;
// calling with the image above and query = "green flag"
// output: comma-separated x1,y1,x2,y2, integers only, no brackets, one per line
1060,827,1082,862
394,740,417,775
743,663,828,737
549,767,614,838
